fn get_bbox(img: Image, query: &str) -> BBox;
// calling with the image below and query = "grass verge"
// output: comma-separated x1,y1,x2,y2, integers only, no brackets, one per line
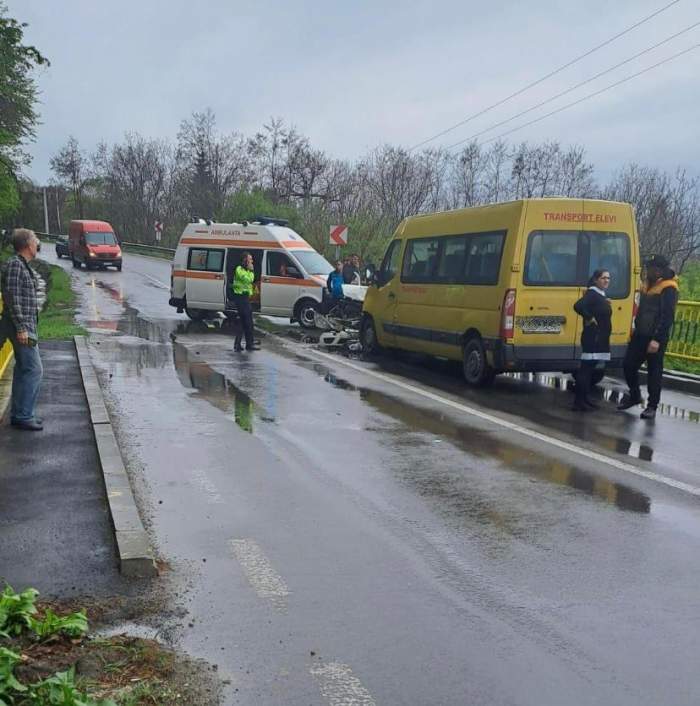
34,261,87,340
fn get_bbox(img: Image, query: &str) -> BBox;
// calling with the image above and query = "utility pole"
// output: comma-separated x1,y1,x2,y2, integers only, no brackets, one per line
42,188,49,234
55,192,61,234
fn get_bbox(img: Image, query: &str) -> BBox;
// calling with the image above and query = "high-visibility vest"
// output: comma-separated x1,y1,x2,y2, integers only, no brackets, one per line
232,265,254,295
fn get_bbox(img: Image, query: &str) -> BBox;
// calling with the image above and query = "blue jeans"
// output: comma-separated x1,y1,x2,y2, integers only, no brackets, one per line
10,338,43,422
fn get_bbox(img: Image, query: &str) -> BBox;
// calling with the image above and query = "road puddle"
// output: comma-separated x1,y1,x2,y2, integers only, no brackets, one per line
172,341,259,432
315,366,651,513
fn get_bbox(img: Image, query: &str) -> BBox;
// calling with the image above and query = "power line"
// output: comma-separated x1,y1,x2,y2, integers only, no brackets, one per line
408,0,683,151
475,43,700,147
447,20,700,150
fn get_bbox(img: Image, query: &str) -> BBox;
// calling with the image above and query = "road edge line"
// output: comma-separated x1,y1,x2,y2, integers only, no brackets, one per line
292,342,700,499
74,335,158,577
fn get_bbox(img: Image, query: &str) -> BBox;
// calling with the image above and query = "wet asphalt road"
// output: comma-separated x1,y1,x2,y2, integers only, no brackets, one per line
43,247,700,705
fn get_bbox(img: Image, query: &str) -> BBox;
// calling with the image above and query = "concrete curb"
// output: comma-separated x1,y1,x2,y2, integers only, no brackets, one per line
74,335,157,577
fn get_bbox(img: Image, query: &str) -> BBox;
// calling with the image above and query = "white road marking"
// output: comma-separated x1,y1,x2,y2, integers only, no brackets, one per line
310,662,377,706
304,347,700,499
229,539,290,607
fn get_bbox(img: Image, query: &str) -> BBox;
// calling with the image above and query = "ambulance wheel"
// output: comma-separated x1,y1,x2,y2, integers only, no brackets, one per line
72,257,80,268
463,336,495,387
185,308,208,321
296,299,319,329
360,315,382,355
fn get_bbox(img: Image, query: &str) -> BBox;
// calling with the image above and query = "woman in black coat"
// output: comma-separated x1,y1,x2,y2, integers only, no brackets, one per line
572,269,612,411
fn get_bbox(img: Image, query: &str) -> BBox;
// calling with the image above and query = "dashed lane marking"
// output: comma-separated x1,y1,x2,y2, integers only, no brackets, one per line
310,662,377,706
229,539,290,608
303,347,700,499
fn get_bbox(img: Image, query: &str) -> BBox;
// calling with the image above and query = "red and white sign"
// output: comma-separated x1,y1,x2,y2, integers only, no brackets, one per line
329,224,348,246
154,220,163,242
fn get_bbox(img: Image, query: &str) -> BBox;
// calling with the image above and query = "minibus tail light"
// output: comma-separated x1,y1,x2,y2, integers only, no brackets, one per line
501,289,516,340
631,289,640,338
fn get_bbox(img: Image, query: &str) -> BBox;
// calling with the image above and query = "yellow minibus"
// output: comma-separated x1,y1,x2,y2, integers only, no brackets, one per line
360,198,641,385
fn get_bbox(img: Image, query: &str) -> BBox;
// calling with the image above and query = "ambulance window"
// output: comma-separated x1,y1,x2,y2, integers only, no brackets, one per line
267,252,298,277
188,248,224,272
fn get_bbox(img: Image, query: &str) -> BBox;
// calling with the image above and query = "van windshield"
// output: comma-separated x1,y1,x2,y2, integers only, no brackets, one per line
293,251,333,275
524,230,630,298
86,232,118,245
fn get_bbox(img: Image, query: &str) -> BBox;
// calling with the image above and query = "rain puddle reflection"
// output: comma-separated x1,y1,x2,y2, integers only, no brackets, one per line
317,366,650,514
172,342,264,433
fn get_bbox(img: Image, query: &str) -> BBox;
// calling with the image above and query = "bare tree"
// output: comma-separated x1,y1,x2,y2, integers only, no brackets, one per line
49,136,88,218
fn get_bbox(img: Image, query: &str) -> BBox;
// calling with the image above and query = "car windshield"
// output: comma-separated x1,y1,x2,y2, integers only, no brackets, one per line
293,251,333,275
86,232,117,245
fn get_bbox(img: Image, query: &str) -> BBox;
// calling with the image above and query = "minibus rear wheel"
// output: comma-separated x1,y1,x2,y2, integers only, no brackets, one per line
463,336,496,387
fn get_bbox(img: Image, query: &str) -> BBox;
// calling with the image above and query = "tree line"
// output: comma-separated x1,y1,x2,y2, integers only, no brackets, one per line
27,112,697,269
2,4,698,269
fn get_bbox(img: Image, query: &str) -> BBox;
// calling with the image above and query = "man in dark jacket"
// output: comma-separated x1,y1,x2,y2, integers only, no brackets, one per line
617,254,679,420
0,229,43,430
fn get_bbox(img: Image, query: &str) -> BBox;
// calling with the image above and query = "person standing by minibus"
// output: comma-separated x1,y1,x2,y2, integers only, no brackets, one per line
617,254,678,420
232,252,259,352
572,270,612,412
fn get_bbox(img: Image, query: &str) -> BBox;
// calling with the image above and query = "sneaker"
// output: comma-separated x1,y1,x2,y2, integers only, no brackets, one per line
11,419,43,431
617,394,643,411
640,407,657,420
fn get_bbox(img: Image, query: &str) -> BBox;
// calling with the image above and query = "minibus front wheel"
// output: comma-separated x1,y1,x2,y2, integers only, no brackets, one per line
360,315,382,355
463,336,496,387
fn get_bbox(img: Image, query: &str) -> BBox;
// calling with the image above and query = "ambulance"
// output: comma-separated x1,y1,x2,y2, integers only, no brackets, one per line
169,217,334,326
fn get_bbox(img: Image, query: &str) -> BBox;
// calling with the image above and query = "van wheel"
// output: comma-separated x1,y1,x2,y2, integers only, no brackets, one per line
72,257,79,268
360,315,382,354
185,308,208,321
296,299,319,329
463,336,496,387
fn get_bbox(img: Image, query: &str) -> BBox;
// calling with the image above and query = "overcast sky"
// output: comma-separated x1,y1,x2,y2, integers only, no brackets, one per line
9,0,700,184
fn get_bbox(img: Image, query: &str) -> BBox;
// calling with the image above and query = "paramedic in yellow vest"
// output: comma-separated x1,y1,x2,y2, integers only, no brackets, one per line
617,254,679,420
232,252,259,352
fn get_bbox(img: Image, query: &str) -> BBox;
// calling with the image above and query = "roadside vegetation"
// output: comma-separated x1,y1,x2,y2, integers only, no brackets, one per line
33,261,86,341
0,585,220,706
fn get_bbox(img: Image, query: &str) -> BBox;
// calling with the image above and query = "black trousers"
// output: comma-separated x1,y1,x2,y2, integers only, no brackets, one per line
623,334,666,408
232,293,255,349
575,360,597,404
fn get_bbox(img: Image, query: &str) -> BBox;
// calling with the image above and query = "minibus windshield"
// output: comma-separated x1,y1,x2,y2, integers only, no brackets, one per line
524,230,630,298
294,251,333,275
86,232,118,245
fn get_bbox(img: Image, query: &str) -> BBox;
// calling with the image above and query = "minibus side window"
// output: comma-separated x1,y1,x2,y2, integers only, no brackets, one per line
188,248,224,272
464,232,505,285
401,238,440,283
436,237,467,283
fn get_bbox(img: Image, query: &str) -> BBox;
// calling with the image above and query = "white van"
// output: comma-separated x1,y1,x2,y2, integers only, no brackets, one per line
169,217,334,327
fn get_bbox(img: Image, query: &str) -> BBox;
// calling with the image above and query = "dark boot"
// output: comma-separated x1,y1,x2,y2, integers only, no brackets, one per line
617,392,643,410
584,397,599,409
571,400,590,412
640,407,657,420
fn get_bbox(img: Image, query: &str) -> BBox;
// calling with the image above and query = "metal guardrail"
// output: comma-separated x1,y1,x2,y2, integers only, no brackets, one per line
121,241,176,256
0,295,13,378
667,300,700,363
